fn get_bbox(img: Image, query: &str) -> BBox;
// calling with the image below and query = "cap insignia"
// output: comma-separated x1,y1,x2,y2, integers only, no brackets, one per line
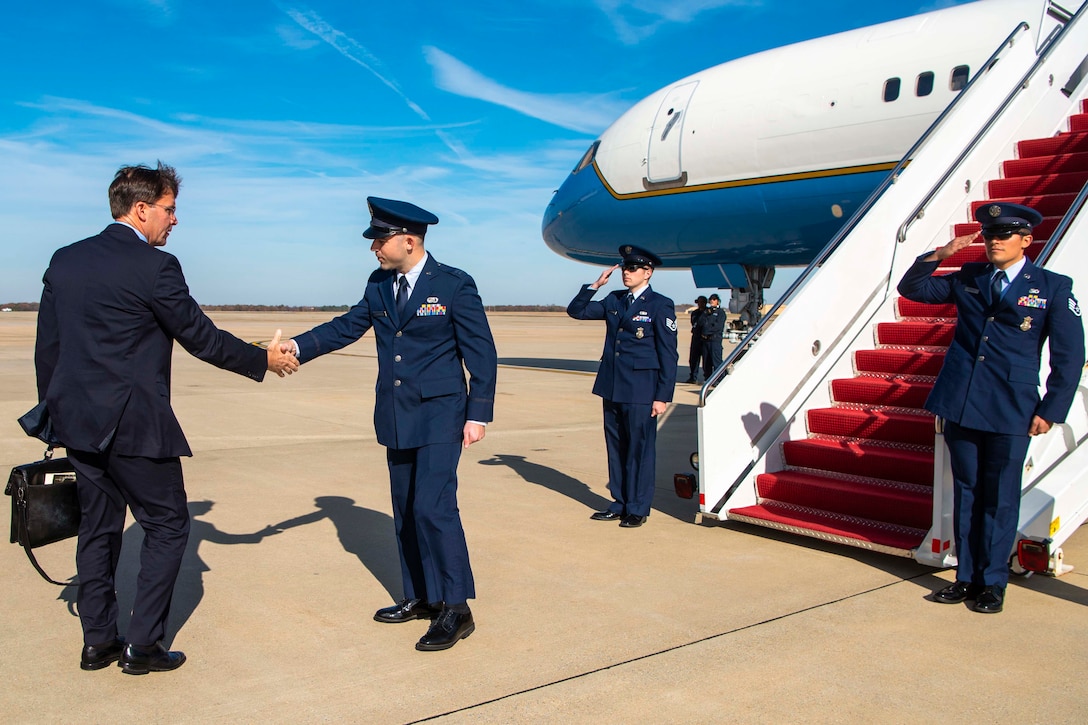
988,204,1002,218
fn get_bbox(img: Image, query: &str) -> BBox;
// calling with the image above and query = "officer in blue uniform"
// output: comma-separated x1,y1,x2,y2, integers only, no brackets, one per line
686,295,708,383
567,245,679,528
286,197,497,650
701,293,726,380
897,202,1084,613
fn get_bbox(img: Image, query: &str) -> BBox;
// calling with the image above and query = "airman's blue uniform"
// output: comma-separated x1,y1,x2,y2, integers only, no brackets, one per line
568,246,678,523
897,202,1084,609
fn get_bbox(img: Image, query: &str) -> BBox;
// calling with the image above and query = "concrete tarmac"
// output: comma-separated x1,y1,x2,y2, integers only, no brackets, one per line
1,311,1085,723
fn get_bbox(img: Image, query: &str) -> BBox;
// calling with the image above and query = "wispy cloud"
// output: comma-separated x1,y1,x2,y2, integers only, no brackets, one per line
593,0,761,45
424,47,628,135
281,5,430,120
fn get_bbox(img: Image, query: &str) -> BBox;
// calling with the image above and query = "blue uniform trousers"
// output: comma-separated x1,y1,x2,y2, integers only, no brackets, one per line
386,442,474,605
944,421,1030,588
68,449,189,647
602,399,657,518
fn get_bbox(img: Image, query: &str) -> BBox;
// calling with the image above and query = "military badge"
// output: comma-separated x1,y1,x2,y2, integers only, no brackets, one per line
1017,295,1047,309
636,327,644,339
1070,298,1082,317
427,296,439,303
666,317,677,332
1020,316,1032,331
988,204,1002,218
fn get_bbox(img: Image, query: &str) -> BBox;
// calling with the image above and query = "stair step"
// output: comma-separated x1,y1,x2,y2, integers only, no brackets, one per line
988,170,1088,197
855,348,945,376
1070,113,1088,132
755,471,932,530
897,299,957,319
938,241,1045,267
1003,151,1088,177
782,438,934,485
807,408,935,445
876,321,954,346
830,377,933,408
728,502,927,555
1017,131,1088,158
970,192,1078,217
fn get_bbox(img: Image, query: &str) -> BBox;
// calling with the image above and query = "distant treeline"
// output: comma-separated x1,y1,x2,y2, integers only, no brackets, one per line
2,302,567,313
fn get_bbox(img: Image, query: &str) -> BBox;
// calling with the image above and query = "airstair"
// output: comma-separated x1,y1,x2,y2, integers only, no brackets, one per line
695,1,1088,573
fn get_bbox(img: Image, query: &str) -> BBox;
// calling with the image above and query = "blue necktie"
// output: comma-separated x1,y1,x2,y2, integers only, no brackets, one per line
991,271,1004,302
623,293,634,312
396,275,410,318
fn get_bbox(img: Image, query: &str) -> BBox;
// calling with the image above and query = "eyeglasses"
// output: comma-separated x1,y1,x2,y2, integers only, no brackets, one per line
146,203,177,216
981,229,1026,241
621,264,650,272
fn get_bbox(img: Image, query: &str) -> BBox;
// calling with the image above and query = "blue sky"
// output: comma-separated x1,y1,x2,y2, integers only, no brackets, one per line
0,0,967,306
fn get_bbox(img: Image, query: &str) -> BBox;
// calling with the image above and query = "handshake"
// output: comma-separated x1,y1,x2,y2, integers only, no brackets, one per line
264,329,300,378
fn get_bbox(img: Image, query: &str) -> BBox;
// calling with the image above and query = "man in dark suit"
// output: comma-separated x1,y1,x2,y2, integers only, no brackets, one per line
701,293,726,381
285,197,497,652
35,163,298,674
686,295,707,383
567,245,679,528
898,202,1084,613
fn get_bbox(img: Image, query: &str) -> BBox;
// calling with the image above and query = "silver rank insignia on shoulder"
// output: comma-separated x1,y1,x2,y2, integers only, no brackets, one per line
636,327,644,339
1020,316,1032,331
665,317,677,332
1070,298,1082,317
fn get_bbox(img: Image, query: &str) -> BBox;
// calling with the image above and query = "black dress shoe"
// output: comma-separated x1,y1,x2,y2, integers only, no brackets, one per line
932,581,981,604
416,608,475,651
80,637,125,671
374,598,441,623
974,586,1005,613
619,514,646,528
685,377,697,384
118,642,185,675
590,510,622,521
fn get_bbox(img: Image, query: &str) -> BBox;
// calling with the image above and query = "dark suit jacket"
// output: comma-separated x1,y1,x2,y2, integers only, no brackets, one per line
294,255,497,450
897,254,1085,434
35,223,267,456
567,284,679,404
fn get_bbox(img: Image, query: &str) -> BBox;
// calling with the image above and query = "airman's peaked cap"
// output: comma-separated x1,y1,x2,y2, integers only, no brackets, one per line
618,244,662,268
363,197,439,239
974,202,1043,233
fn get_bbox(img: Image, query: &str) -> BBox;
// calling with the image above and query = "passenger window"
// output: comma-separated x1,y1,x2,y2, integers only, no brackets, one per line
916,71,934,97
950,65,969,91
883,78,900,102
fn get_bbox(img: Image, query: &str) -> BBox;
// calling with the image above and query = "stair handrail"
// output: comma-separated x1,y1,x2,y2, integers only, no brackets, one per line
699,19,1034,407
1035,179,1088,268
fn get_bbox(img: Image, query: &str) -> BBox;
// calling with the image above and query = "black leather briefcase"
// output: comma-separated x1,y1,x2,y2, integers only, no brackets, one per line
5,448,80,585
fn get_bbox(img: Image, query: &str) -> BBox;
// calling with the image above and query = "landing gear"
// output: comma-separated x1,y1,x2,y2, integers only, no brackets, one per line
727,265,775,328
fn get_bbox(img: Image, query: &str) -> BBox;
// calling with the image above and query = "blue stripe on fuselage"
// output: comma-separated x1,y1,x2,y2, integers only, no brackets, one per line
542,161,894,268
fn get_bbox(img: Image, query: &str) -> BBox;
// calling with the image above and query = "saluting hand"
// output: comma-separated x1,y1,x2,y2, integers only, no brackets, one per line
590,264,619,289
931,232,980,261
266,329,299,377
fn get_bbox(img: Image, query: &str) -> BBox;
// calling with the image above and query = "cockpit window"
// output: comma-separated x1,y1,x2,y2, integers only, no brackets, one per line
916,71,934,97
573,141,601,175
950,65,969,91
883,78,900,102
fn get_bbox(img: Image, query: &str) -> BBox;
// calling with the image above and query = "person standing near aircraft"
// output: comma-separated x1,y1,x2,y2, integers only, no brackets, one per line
897,202,1084,614
283,197,497,652
568,245,678,528
34,162,299,674
701,293,726,380
686,295,708,384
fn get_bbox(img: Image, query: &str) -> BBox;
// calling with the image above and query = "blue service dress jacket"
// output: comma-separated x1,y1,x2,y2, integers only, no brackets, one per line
34,223,268,457
294,255,497,450
897,254,1085,434
567,284,679,404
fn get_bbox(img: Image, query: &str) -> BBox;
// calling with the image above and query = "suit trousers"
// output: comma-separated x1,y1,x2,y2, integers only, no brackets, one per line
944,421,1030,588
602,399,657,518
702,337,723,379
386,442,474,605
688,337,703,377
68,449,189,647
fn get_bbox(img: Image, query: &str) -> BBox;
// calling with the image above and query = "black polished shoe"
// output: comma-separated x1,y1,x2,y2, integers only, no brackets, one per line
685,377,698,384
80,637,125,671
590,510,623,521
374,598,441,624
973,586,1005,613
118,642,186,675
932,581,981,604
416,608,475,651
619,514,646,528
